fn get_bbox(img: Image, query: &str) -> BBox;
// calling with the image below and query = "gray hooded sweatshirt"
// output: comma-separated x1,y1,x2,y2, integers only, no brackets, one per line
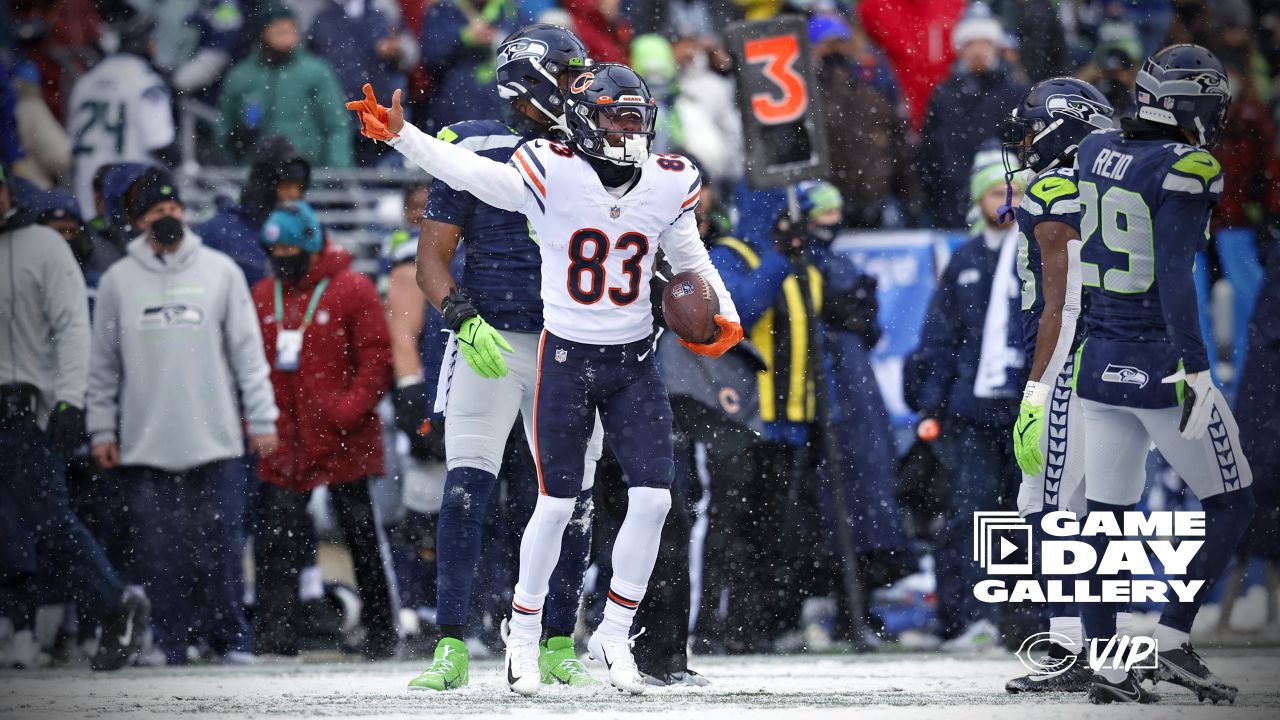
87,229,278,471
0,213,90,429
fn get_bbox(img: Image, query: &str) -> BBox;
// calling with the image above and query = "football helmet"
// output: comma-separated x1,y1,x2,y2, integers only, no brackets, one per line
1002,77,1114,175
565,63,657,167
1133,44,1231,148
496,24,591,135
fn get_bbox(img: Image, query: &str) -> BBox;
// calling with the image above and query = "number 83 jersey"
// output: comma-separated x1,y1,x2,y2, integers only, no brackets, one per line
1074,128,1223,408
509,139,730,345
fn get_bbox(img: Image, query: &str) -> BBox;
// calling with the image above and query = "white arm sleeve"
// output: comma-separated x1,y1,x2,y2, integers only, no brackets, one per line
1041,238,1083,384
659,211,740,324
388,121,532,212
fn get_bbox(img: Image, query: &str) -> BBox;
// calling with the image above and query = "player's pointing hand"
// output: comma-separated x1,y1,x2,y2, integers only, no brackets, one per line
346,83,404,141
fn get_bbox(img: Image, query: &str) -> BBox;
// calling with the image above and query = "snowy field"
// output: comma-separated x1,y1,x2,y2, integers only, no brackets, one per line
3,649,1280,720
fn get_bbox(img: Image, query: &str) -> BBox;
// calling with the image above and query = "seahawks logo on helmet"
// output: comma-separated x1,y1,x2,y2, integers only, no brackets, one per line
1045,94,1112,127
497,39,549,68
1193,71,1229,96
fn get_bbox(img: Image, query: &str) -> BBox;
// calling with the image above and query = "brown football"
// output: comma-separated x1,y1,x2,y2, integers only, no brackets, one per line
662,271,720,344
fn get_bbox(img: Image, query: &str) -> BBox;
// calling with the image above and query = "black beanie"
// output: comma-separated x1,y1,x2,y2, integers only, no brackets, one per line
127,167,182,220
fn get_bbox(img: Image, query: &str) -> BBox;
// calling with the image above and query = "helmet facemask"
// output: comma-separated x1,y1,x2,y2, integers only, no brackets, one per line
573,101,656,166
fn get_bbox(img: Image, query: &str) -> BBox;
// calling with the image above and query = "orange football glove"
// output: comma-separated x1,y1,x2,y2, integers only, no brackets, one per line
345,83,397,141
680,315,744,358
345,83,389,124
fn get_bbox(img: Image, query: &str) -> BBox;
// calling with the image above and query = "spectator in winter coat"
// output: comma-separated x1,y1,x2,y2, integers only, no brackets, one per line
904,149,1026,651
564,0,632,63
810,15,921,229
199,136,311,288
418,0,516,132
308,0,419,163
216,2,353,167
251,201,398,660
859,0,967,133
87,167,279,664
918,9,1028,228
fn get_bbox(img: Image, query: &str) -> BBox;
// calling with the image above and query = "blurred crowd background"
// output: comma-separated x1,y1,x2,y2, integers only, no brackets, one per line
2,0,1279,670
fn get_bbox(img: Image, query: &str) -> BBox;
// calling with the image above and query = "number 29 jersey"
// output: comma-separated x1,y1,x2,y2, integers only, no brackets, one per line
508,139,721,345
1074,128,1222,408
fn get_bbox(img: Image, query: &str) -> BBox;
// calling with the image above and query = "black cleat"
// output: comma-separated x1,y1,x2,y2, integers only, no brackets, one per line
1147,642,1238,704
92,588,150,671
1088,672,1160,704
1006,649,1092,693
642,668,712,687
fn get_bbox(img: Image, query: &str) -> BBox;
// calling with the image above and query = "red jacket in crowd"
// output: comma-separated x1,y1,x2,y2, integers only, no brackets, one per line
563,0,632,64
253,242,392,492
1213,92,1280,230
859,0,966,133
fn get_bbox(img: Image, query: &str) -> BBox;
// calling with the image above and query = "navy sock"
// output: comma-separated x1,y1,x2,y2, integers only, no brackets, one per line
435,467,498,628
544,488,594,635
1159,487,1256,633
1079,499,1131,642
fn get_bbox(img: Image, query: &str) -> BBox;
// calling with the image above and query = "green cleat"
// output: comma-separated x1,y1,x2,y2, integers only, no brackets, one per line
408,637,469,691
540,636,601,686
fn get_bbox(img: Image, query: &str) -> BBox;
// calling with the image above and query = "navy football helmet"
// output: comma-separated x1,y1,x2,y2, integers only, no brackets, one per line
1133,43,1231,148
496,24,591,136
565,63,657,167
1002,77,1114,175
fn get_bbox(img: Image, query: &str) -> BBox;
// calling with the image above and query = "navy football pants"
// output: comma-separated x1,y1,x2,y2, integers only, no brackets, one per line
534,332,674,498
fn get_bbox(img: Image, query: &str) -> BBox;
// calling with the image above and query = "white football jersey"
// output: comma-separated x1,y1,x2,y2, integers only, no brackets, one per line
509,139,735,345
69,54,176,218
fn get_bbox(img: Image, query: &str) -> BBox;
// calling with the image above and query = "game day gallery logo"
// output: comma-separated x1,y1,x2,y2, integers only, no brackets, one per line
971,510,1206,604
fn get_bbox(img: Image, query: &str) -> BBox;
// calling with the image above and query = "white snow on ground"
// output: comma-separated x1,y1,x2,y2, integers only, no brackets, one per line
2,650,1279,720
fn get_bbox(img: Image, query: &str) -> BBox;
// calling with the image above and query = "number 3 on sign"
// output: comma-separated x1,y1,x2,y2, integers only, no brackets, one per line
743,34,808,124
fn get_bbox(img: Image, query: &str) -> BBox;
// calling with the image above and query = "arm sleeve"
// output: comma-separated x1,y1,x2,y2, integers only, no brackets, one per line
708,244,790,327
658,211,739,324
86,270,122,444
388,121,532,212
330,276,394,429
43,236,91,408
221,263,279,436
1153,193,1213,373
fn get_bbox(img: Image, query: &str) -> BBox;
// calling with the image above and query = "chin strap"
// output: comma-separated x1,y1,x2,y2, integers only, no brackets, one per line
996,174,1017,224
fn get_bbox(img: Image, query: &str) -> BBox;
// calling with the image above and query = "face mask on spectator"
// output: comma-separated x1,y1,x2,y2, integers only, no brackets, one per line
262,45,294,67
270,253,311,283
811,223,841,245
151,216,184,247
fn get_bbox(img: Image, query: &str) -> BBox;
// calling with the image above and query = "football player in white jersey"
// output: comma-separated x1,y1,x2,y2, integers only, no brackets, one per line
348,64,742,696
68,11,175,219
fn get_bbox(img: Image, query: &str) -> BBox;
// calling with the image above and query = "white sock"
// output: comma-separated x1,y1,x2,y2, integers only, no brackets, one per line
1049,615,1083,654
510,495,575,637
597,487,671,638
1116,611,1135,642
1153,623,1189,650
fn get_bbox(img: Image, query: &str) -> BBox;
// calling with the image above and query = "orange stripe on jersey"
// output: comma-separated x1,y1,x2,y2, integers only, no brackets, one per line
681,193,699,209
515,150,547,198
533,330,548,496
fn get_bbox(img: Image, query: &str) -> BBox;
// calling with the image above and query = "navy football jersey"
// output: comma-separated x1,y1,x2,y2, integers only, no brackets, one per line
1073,128,1222,408
1015,167,1083,366
424,119,543,333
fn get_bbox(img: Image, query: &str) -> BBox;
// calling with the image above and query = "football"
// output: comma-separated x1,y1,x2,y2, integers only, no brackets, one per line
662,271,720,344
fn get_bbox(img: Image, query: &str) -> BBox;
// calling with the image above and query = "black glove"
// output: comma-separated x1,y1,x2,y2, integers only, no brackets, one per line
821,273,881,346
771,212,808,259
407,418,446,461
393,380,430,438
46,402,87,454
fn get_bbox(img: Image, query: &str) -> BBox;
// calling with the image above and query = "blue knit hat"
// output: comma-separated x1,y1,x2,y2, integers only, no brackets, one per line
262,201,323,253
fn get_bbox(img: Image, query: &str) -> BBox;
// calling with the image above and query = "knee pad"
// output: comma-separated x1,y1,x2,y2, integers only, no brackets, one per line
625,486,672,529
439,468,497,517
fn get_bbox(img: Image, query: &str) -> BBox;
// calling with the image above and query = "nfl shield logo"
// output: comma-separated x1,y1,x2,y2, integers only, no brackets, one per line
1163,97,1175,109
555,348,568,363
610,206,621,219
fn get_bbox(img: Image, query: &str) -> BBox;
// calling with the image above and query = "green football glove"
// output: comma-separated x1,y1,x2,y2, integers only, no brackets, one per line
457,315,514,379
1013,381,1050,476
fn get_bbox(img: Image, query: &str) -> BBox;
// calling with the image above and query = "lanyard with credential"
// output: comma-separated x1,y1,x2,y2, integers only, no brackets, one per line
272,277,330,371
